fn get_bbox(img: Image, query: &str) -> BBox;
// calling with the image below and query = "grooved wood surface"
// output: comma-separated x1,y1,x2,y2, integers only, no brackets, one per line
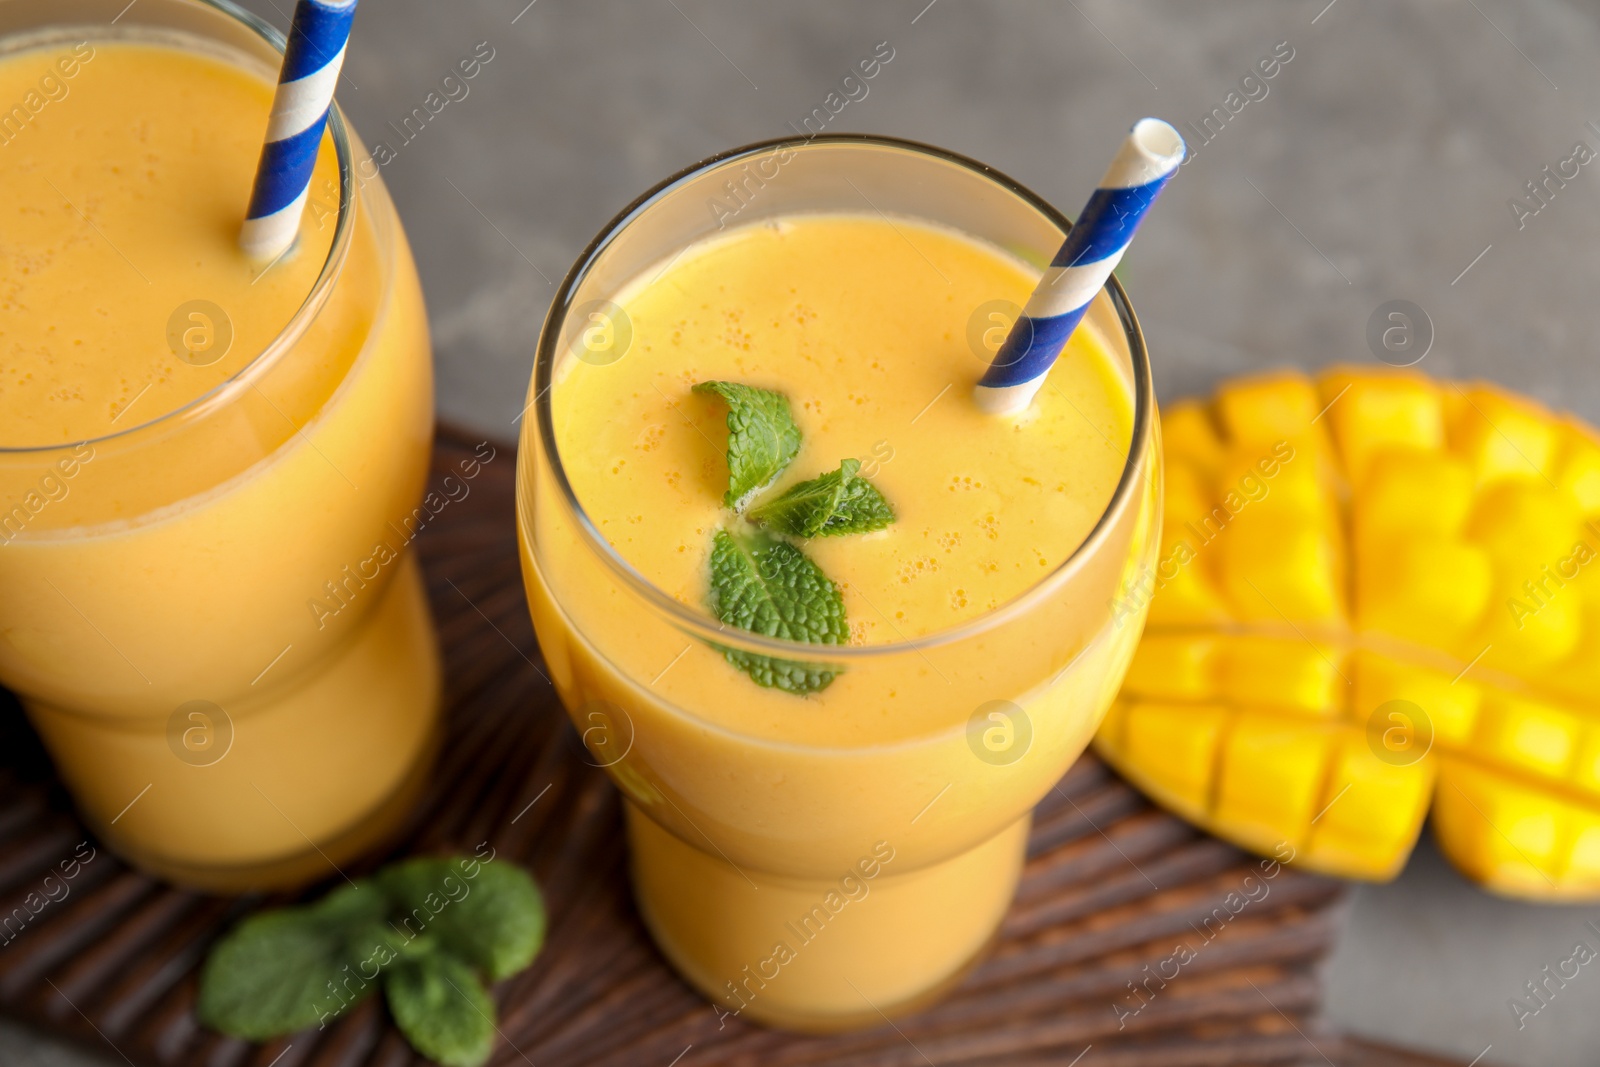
0,430,1374,1067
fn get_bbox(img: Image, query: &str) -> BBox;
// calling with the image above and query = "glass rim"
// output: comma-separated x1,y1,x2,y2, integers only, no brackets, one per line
0,0,357,456
530,132,1156,659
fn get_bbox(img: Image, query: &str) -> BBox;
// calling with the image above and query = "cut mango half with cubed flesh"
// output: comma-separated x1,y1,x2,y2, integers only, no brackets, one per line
1094,366,1600,900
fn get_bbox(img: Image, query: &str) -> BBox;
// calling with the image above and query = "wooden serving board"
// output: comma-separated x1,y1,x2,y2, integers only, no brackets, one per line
0,429,1442,1067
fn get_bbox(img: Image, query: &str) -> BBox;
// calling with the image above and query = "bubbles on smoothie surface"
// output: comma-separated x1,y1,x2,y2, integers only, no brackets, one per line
552,215,1133,641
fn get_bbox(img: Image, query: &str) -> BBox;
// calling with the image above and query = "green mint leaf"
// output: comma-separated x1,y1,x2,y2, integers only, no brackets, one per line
709,530,848,644
693,381,802,510
386,952,496,1067
747,459,895,537
708,529,846,693
378,856,546,981
197,882,389,1039
715,642,843,695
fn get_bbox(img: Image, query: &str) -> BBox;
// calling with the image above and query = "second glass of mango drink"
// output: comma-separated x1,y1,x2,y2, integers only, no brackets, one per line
0,0,438,889
519,132,1174,1029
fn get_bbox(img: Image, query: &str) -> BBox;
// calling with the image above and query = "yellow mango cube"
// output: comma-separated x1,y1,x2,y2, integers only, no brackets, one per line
1096,699,1132,757
1560,810,1600,894
1448,383,1559,485
1163,463,1212,530
1161,400,1224,478
1217,513,1344,624
1466,481,1582,574
1548,600,1600,699
1354,449,1474,540
1215,634,1344,717
1303,729,1434,880
1214,372,1323,448
1569,727,1600,798
1123,634,1217,701
1556,419,1600,518
1121,701,1228,822
1214,714,1334,853
1355,534,1492,644
1214,441,1316,513
1325,371,1445,486
1144,558,1230,626
1351,653,1479,748
1471,693,1578,781
1432,760,1561,896
1479,564,1584,667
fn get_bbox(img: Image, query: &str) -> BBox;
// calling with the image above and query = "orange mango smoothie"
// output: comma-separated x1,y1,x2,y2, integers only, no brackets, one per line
0,29,439,889
521,194,1159,1028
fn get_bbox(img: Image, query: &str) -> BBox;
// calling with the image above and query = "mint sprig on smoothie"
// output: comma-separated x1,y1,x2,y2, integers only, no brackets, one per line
695,381,895,693
691,380,803,509
709,530,847,692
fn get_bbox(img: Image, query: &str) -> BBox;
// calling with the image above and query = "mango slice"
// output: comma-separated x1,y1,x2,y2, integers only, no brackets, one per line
1096,367,1600,899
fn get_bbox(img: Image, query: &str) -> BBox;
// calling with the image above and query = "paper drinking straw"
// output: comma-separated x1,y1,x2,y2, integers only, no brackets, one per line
973,118,1186,416
239,0,359,262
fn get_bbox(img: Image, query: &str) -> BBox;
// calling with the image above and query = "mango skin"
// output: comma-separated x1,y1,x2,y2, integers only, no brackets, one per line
1095,367,1600,900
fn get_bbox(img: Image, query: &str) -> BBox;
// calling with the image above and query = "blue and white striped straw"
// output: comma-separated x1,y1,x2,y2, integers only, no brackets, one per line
974,118,1186,415
239,0,359,262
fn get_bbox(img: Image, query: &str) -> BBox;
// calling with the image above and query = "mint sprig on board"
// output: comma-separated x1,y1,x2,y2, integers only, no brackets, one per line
378,857,544,980
694,381,895,694
198,853,544,1067
386,951,497,1067
195,882,393,1040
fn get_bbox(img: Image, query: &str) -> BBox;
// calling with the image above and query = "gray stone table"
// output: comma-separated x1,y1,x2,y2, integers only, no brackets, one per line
7,0,1600,1063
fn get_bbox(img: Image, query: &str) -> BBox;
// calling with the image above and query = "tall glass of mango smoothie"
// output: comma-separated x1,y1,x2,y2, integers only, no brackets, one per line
518,136,1160,1029
0,0,439,890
